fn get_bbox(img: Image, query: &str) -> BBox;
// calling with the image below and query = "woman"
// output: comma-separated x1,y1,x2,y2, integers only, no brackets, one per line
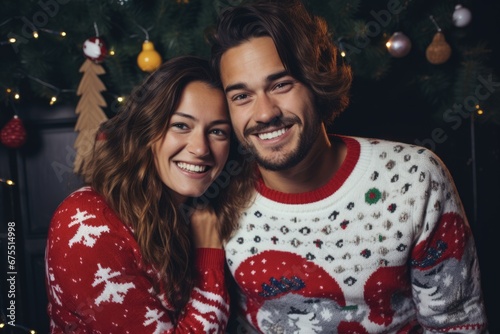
45,56,254,333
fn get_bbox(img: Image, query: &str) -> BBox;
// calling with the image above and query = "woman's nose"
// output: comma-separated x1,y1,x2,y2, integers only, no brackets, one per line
187,131,210,157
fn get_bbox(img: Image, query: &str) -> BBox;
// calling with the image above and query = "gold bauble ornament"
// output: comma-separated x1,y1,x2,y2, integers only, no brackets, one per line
137,40,162,72
425,32,452,65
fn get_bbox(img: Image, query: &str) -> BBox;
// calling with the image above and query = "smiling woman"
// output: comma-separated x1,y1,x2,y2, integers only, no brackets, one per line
44,56,255,333
153,81,231,204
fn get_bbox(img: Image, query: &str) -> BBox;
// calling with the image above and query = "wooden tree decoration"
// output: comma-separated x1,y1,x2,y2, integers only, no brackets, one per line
73,59,108,174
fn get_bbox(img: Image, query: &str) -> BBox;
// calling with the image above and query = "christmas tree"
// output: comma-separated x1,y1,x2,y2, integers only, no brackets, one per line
0,0,498,126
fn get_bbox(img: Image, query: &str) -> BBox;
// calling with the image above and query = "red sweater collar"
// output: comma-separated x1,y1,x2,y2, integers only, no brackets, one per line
255,135,360,204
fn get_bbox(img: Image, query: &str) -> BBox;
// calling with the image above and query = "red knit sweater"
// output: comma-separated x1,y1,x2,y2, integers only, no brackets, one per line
45,187,229,333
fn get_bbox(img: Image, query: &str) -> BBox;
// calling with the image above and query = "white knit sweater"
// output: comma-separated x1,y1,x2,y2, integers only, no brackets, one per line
225,136,488,333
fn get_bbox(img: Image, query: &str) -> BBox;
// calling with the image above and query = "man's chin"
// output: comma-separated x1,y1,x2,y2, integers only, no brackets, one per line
255,153,302,171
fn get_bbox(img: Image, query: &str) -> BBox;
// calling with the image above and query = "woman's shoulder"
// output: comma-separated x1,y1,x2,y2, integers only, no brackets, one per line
48,186,135,252
55,186,108,213
51,186,123,231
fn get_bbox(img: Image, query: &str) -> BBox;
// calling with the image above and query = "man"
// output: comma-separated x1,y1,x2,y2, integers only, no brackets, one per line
209,1,488,333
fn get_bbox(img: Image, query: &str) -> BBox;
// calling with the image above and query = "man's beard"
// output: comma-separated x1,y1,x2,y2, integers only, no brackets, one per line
240,114,322,171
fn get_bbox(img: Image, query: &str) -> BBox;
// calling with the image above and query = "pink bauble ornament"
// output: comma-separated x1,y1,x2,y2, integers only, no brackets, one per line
83,36,107,63
453,5,472,27
386,32,412,58
1,115,27,148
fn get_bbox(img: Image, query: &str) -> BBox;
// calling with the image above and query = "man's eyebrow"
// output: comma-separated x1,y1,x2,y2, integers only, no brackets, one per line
224,83,247,95
267,70,289,83
224,70,290,95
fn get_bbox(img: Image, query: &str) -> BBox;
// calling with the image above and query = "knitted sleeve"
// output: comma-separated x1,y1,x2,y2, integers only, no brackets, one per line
409,151,488,333
45,188,229,333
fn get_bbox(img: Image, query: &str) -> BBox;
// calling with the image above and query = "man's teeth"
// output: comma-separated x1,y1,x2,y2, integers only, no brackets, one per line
177,162,207,173
258,128,286,140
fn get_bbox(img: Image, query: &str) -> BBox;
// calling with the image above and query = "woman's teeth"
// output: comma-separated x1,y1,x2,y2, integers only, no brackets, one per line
177,162,207,173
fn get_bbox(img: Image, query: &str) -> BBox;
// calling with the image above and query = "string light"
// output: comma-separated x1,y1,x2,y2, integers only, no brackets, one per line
1,28,66,46
23,74,60,105
5,88,20,100
21,19,39,40
0,312,38,334
476,104,484,116
0,178,16,186
0,314,37,333
4,73,77,104
336,38,347,58
39,28,67,38
0,322,37,333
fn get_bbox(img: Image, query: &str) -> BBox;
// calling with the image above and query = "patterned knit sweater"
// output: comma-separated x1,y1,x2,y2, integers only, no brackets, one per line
45,187,229,333
225,136,488,334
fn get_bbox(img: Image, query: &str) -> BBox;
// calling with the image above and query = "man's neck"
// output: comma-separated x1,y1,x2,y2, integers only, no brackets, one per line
258,130,347,194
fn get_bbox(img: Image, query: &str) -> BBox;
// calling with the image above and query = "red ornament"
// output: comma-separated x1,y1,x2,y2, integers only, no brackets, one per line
1,115,27,148
83,36,107,63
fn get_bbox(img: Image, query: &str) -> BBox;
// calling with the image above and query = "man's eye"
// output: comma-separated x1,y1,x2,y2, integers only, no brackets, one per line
274,82,292,91
232,93,248,101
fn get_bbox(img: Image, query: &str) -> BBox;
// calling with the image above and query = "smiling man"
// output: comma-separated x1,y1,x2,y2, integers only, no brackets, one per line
209,1,488,333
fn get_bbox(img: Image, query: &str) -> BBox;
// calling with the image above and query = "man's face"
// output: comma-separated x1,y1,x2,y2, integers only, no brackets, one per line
219,37,321,171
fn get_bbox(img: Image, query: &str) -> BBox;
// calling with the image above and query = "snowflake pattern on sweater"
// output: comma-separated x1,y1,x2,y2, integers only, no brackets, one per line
45,187,229,333
225,136,488,334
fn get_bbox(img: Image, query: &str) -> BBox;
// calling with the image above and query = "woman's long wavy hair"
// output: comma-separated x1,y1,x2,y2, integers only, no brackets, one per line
209,0,353,125
84,56,255,318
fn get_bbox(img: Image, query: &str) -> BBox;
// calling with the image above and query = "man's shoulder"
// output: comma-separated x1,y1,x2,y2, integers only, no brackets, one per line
339,135,447,172
363,137,451,177
344,135,436,157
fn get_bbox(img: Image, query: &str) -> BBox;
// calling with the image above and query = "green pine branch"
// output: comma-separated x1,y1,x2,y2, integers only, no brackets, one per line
0,0,497,124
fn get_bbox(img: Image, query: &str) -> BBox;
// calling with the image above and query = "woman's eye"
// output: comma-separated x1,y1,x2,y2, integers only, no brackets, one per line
210,129,229,137
171,123,188,130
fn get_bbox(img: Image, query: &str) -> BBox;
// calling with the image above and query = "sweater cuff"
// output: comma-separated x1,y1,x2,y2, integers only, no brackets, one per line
195,248,225,269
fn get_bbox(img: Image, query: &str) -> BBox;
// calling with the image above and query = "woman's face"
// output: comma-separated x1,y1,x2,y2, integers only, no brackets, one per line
154,81,231,204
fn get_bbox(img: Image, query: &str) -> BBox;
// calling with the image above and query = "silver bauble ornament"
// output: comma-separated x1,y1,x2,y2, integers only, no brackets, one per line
386,32,412,58
453,5,472,27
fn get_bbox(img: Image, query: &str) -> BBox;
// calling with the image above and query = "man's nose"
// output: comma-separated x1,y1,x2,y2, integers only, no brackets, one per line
253,94,282,123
